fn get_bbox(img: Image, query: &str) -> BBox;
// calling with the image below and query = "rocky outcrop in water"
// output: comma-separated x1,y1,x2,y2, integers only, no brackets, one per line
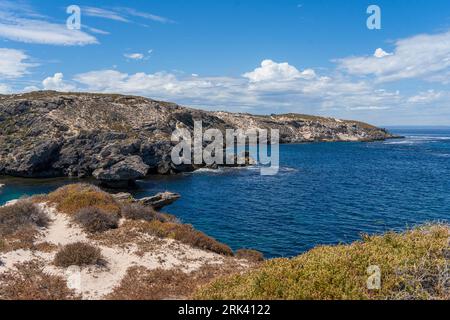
0,91,396,183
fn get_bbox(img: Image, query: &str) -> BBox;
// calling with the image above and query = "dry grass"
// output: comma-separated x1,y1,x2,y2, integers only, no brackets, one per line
54,242,106,268
131,220,234,256
74,207,119,233
235,249,265,263
107,261,248,300
120,202,166,222
0,261,80,300
0,200,50,237
44,184,121,215
195,224,449,300
0,200,50,252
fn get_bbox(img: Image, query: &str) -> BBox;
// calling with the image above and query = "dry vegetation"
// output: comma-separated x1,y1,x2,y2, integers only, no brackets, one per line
74,207,119,233
129,219,234,256
0,200,49,236
54,242,105,268
120,202,167,222
0,261,79,300
235,249,265,262
36,184,234,256
195,224,449,300
0,200,50,252
42,184,121,215
107,260,249,300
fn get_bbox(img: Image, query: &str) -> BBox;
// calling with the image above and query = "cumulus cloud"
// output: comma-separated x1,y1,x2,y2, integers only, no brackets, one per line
373,48,392,58
71,60,405,116
243,59,316,82
338,31,450,83
0,48,35,78
42,73,75,91
0,2,97,46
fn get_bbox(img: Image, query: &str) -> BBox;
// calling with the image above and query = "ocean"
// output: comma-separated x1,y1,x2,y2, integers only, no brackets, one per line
1,128,449,258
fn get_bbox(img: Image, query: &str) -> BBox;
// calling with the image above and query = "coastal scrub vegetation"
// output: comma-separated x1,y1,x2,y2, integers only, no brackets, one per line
131,220,234,256
36,184,233,256
120,202,166,222
0,200,50,237
74,207,120,233
43,184,121,215
195,224,449,300
0,200,50,251
0,261,80,300
107,262,248,300
235,249,265,262
54,242,105,268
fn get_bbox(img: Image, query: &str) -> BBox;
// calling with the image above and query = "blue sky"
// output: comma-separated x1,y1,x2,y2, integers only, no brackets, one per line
1,0,450,125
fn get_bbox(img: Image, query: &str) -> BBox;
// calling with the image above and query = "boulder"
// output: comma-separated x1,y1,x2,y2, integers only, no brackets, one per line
138,192,181,210
111,191,181,210
93,156,149,187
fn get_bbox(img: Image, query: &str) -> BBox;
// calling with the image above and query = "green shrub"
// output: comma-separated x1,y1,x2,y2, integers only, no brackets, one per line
54,242,105,268
195,224,449,300
73,207,119,233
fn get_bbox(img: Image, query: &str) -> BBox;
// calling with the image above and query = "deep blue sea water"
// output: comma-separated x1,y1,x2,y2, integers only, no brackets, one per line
1,128,449,258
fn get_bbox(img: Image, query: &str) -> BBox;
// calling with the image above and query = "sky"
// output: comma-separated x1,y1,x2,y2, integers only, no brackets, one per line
1,0,450,126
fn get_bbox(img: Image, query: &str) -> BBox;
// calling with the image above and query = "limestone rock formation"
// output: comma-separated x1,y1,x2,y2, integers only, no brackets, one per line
0,91,397,183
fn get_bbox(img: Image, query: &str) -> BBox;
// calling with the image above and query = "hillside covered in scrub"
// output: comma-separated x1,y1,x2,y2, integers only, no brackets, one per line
196,225,449,300
0,91,396,185
0,184,261,300
0,183,448,300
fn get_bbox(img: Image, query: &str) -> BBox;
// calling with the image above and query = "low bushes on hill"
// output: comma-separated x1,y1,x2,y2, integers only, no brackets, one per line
0,261,80,300
134,220,234,256
235,249,265,262
0,200,50,237
74,207,120,233
44,184,121,215
120,203,166,222
195,224,450,300
54,242,105,268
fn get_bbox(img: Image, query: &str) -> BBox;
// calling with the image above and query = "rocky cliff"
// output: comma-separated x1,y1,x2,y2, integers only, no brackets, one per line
0,91,395,183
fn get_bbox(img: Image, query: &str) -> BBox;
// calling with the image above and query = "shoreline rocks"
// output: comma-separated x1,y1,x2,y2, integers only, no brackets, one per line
0,91,397,184
112,191,181,210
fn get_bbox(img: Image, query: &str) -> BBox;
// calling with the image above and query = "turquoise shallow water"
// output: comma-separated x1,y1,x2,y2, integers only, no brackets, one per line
1,128,449,258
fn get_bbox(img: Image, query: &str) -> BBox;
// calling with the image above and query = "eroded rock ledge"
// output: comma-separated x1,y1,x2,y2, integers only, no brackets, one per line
0,91,397,184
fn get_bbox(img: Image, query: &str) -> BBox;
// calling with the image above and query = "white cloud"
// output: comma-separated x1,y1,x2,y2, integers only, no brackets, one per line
120,7,175,24
82,7,129,22
124,53,144,60
407,90,443,104
72,60,404,116
373,48,392,58
0,48,35,78
42,73,75,91
243,59,316,82
0,2,97,46
338,31,450,83
82,6,174,24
